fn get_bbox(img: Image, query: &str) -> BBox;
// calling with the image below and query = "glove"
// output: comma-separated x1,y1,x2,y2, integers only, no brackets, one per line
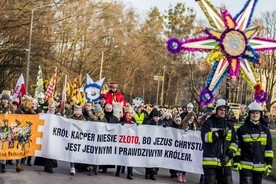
265,165,272,176
213,129,226,140
226,150,234,159
233,163,241,172
221,156,230,166
217,129,226,138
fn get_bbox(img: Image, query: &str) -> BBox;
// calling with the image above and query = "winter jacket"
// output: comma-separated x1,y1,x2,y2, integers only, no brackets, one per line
105,90,126,107
201,114,238,168
105,111,119,124
234,117,273,172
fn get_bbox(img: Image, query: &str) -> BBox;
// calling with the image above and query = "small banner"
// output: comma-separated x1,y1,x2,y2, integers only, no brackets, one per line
0,114,43,159
39,114,203,174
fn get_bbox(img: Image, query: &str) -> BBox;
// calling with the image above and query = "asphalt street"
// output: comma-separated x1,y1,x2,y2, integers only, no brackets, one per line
0,161,275,184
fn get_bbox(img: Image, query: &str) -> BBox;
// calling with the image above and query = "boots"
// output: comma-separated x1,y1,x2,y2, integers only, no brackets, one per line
16,163,21,172
1,164,6,173
177,173,184,183
126,167,133,180
70,168,76,175
182,175,186,183
149,174,156,180
145,168,149,179
93,165,98,175
27,156,32,166
88,166,93,176
88,165,98,175
20,163,24,171
115,166,120,177
127,173,133,180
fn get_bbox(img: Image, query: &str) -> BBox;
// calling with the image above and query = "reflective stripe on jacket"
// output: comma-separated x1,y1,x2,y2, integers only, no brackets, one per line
201,114,237,168
134,112,145,125
234,117,274,171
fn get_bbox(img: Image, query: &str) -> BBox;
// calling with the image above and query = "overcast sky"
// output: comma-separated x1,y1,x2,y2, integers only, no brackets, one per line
120,0,275,20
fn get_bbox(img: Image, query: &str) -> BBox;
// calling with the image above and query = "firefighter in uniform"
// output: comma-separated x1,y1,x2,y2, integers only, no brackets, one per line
233,101,273,184
201,99,238,184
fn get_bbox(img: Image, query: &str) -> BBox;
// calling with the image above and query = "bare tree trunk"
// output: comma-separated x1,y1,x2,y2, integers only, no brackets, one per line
174,79,180,105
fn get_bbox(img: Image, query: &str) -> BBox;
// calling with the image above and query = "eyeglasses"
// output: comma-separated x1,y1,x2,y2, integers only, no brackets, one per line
175,120,181,122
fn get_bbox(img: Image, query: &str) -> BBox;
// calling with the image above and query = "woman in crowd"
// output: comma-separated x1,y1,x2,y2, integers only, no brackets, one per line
169,115,182,179
87,104,106,175
116,110,136,180
160,111,174,127
181,111,198,131
68,105,86,175
34,102,58,173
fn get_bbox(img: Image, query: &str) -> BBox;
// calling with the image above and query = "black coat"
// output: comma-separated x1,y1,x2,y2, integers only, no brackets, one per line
235,117,273,166
201,114,237,168
105,111,119,123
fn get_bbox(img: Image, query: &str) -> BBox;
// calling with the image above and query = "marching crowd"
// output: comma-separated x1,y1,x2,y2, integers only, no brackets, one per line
0,81,274,184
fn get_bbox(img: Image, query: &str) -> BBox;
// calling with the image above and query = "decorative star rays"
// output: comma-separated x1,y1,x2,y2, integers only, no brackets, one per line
166,0,276,106
204,9,259,80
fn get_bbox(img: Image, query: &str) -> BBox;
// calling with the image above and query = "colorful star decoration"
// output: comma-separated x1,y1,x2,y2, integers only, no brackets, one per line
166,0,276,106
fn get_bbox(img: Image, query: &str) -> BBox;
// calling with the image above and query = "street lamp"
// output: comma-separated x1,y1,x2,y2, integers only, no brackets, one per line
26,3,56,93
99,35,112,80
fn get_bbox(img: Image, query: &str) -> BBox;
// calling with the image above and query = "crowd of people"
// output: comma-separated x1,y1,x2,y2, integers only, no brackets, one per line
0,81,274,184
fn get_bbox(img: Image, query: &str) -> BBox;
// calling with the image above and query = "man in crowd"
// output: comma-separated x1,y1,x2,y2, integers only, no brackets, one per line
99,94,106,108
105,82,126,119
180,103,194,120
234,101,273,184
83,101,94,120
201,99,237,184
0,93,13,172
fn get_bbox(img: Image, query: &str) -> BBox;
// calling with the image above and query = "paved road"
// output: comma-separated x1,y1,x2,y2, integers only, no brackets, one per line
0,161,275,184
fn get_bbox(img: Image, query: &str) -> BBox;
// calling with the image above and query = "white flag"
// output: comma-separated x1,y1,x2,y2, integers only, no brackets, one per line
12,74,27,99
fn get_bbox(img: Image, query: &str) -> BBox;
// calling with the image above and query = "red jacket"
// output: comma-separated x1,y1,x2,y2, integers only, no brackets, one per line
105,90,126,107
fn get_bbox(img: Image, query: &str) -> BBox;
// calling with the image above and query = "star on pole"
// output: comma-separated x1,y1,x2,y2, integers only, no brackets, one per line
166,0,276,105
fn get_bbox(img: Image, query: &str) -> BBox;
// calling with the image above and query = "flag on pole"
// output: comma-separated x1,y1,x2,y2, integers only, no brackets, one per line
66,80,71,99
71,78,77,103
101,83,109,94
45,67,58,101
76,86,86,106
12,74,27,99
34,65,45,99
59,75,67,112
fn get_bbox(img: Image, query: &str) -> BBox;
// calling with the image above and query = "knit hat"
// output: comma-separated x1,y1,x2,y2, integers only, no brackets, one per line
1,94,10,101
74,105,82,111
12,98,20,108
105,103,113,110
100,94,106,99
94,104,102,113
162,112,172,119
152,109,161,117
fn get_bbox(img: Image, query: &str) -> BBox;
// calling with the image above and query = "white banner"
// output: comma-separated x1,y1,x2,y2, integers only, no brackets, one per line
38,114,203,174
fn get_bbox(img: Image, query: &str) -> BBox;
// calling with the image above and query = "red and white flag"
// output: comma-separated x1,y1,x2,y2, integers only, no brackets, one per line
45,67,58,101
12,74,27,99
